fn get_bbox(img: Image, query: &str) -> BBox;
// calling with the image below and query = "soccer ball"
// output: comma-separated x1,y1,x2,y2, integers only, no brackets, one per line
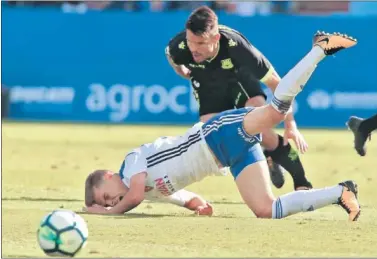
37,210,88,257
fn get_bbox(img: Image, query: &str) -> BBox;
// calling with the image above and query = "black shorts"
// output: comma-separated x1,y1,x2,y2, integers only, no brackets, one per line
191,77,267,116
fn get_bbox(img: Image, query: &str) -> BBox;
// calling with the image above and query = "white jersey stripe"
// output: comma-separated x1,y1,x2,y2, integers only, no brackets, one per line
202,113,246,133
146,131,201,161
120,122,221,200
202,116,245,135
146,134,202,167
202,114,246,135
203,118,244,137
147,136,202,168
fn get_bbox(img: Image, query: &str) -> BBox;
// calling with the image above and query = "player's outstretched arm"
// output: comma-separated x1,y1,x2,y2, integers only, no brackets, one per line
165,189,213,216
105,172,147,214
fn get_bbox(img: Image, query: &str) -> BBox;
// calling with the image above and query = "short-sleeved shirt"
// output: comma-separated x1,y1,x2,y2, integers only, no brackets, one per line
166,25,273,87
118,122,223,200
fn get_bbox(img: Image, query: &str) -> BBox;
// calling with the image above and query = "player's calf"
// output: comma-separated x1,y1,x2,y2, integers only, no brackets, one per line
272,31,357,115
235,160,361,221
264,134,313,190
271,181,361,221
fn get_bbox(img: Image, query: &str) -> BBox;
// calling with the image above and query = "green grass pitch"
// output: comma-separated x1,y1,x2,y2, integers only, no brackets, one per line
2,122,377,257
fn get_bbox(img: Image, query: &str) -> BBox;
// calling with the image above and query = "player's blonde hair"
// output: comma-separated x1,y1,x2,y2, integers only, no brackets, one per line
84,169,107,206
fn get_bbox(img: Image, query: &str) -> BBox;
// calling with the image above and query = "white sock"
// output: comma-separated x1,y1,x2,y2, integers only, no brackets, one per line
272,185,343,219
272,46,326,113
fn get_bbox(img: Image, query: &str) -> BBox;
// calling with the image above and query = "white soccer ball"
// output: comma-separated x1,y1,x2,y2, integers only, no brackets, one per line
37,210,88,257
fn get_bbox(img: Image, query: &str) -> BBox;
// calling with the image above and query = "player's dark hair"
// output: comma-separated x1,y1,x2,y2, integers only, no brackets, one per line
84,169,107,207
185,6,218,35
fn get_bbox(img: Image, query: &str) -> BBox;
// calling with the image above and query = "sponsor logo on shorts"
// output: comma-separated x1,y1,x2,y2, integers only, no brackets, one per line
237,127,261,144
155,175,176,196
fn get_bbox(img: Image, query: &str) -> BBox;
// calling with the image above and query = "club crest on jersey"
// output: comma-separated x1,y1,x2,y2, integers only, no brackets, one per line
221,58,234,69
179,41,186,49
155,175,176,196
228,39,237,47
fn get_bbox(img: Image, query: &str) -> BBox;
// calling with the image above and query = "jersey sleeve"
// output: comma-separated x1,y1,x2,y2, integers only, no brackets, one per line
228,33,274,82
119,150,147,187
165,32,188,66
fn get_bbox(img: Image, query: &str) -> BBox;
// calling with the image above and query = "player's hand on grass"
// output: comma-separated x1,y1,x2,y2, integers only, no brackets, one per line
195,203,213,216
184,196,214,216
283,124,308,154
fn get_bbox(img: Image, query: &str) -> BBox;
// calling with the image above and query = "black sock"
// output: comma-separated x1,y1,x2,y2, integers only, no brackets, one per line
359,113,377,135
264,135,312,189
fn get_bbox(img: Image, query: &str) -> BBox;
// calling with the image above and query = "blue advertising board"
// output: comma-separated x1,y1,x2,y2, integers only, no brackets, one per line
2,6,377,127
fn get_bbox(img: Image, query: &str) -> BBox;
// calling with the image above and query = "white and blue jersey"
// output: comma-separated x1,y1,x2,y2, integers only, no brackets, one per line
203,107,266,178
118,122,223,200
118,107,265,199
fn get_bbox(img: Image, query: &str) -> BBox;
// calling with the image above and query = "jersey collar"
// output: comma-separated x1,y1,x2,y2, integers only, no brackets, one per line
205,41,221,63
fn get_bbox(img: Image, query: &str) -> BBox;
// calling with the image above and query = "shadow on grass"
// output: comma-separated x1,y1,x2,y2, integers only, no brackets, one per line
76,211,244,219
211,200,244,205
2,197,82,202
2,197,245,205
3,255,38,258
75,211,169,219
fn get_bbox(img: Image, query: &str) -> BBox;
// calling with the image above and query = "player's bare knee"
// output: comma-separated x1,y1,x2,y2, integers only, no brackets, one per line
242,194,274,218
245,96,266,108
267,105,286,123
252,206,273,219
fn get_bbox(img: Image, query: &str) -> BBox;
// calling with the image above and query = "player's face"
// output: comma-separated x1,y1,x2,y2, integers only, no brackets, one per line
186,29,220,63
93,174,128,207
